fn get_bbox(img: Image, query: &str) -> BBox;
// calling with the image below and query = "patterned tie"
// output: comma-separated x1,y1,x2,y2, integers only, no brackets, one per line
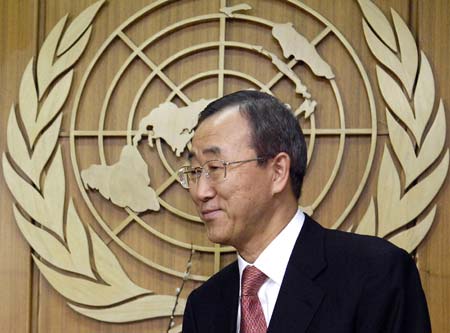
240,265,268,333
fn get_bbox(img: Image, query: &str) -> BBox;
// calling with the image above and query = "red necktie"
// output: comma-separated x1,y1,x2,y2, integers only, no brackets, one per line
240,266,268,333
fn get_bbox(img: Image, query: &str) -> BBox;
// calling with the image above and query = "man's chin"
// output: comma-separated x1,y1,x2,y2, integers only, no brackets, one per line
205,224,230,245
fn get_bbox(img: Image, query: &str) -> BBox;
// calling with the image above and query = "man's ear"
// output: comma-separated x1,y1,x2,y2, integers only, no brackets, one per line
270,152,291,195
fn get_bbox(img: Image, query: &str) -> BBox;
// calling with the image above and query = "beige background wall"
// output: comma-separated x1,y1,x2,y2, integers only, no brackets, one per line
1,0,449,332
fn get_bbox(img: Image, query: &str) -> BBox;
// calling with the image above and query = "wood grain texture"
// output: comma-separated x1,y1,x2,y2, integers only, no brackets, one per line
1,0,449,332
415,0,450,332
0,2,38,333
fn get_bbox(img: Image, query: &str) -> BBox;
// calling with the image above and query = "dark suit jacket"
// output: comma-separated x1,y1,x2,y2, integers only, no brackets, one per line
182,215,431,333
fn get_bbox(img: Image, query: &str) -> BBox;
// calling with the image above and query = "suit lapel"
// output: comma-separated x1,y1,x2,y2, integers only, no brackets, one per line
268,215,327,333
211,262,240,333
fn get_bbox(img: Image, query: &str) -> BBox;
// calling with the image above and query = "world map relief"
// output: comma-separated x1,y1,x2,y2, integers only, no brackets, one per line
81,145,160,212
81,99,211,212
81,18,333,213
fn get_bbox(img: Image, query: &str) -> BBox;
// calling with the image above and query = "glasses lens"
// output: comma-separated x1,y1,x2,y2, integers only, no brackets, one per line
204,160,225,182
188,168,202,183
177,168,190,189
178,167,204,189
178,161,226,188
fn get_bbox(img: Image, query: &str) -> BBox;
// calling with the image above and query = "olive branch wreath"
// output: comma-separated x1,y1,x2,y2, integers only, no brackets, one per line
2,0,185,324
2,0,448,329
354,0,449,253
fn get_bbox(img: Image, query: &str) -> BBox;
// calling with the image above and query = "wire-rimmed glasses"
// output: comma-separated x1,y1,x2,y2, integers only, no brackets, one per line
177,157,267,189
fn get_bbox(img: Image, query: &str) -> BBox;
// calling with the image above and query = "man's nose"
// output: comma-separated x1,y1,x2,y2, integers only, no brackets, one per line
190,175,216,202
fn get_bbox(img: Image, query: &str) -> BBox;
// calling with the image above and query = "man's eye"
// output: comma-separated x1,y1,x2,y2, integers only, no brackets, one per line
207,164,223,172
186,168,202,179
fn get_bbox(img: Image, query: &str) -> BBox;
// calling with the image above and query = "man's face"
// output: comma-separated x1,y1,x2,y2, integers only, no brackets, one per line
189,107,275,250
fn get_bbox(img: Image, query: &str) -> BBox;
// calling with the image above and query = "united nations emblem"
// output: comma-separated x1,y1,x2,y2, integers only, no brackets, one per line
2,0,447,331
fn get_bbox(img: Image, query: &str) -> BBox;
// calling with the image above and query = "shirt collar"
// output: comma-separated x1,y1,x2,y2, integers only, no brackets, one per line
238,209,305,285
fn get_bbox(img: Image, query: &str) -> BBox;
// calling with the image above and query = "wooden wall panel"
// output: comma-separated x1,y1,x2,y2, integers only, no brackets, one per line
0,1,449,332
415,1,450,332
0,1,38,333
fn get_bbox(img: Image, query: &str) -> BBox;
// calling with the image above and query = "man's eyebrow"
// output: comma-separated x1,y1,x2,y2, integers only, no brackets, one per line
202,146,221,156
187,146,221,161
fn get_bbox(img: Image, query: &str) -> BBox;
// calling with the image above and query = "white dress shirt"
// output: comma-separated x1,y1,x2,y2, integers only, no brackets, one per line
236,209,305,332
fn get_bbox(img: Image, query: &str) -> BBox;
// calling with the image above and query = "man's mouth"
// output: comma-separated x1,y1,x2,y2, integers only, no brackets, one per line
201,208,222,221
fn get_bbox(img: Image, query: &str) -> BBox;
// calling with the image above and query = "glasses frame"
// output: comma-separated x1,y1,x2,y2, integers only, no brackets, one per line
177,156,268,189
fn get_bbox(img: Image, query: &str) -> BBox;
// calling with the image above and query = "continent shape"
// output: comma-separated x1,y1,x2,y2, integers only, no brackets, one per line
255,45,311,99
133,99,212,156
81,145,160,213
220,3,251,17
273,22,334,79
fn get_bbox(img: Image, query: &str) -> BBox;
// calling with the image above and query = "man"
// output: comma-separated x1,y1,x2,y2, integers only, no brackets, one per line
179,90,430,333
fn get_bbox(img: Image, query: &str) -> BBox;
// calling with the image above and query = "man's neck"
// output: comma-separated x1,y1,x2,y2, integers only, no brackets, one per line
237,201,298,263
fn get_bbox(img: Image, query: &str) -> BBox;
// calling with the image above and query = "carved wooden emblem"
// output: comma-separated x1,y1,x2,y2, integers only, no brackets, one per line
2,0,447,331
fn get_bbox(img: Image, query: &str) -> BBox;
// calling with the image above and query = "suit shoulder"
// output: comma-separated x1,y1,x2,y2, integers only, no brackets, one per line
315,225,420,293
325,227,407,258
188,261,238,300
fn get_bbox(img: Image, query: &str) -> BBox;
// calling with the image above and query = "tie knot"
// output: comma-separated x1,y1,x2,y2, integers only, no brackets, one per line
241,266,267,296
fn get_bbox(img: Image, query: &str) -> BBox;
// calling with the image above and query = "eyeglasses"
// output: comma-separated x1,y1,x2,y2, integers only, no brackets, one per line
177,157,267,189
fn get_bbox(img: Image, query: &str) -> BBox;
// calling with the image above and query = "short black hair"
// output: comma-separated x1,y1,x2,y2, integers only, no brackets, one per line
198,90,307,199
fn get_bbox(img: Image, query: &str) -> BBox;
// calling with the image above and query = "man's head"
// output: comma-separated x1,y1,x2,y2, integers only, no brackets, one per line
198,90,307,199
184,90,307,255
